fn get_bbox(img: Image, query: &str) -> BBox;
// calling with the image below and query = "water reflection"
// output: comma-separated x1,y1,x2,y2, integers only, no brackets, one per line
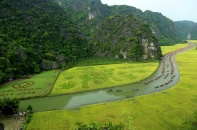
19,43,195,112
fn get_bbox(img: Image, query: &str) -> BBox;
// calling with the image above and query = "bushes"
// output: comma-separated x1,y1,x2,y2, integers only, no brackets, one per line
180,111,197,130
22,105,33,130
0,98,19,116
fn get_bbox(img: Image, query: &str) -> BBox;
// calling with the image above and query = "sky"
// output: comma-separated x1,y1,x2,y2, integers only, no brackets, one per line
100,0,197,22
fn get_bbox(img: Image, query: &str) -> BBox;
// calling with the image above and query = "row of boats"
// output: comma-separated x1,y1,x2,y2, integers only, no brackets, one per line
108,43,196,93
109,88,139,92
146,43,196,89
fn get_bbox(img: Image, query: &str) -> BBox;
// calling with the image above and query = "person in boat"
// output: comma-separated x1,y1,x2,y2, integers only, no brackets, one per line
116,89,122,92
133,88,139,91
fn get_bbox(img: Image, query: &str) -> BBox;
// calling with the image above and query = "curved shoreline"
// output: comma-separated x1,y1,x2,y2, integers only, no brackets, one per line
19,43,196,112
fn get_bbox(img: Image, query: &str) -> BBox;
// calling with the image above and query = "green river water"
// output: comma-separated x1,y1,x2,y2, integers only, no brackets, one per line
19,43,196,112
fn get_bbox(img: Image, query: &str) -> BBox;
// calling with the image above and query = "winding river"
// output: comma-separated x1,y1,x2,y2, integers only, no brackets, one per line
19,43,196,112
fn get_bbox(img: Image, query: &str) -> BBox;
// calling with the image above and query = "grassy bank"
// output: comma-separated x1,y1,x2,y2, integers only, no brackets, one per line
75,57,126,66
50,62,158,95
27,43,197,130
0,70,59,99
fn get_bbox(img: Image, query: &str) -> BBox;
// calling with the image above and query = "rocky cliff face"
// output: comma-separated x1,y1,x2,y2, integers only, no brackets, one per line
56,0,179,45
89,15,162,61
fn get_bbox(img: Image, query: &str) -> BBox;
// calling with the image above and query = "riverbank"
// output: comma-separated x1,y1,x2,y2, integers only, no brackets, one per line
26,43,197,130
0,58,159,129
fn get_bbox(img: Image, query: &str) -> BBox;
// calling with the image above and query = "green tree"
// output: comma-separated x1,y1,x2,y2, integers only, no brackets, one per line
0,0,89,84
128,43,143,61
180,111,197,130
33,64,41,73
0,71,4,82
0,98,19,116
27,105,33,113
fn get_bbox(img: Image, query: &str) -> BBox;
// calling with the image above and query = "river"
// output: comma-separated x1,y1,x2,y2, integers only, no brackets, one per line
19,43,196,112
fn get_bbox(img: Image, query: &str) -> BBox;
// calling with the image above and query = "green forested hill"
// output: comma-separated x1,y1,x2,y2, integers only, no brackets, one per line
90,15,162,61
143,11,178,45
56,0,110,36
56,0,179,45
1,0,191,83
174,21,197,40
0,0,89,82
190,24,197,39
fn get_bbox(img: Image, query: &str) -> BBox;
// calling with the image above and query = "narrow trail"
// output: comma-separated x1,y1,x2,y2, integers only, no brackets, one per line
19,43,196,112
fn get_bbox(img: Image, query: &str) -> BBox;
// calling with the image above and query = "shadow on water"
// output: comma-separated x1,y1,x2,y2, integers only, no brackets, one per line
19,43,196,112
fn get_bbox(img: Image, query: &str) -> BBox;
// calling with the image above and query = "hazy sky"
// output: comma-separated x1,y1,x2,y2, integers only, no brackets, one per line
101,0,197,22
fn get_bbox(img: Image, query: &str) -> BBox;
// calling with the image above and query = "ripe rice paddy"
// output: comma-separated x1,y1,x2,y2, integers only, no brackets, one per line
188,40,197,44
161,43,188,54
26,43,197,130
50,62,158,95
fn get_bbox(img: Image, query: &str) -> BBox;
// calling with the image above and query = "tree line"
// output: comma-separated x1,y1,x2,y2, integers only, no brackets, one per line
0,0,90,83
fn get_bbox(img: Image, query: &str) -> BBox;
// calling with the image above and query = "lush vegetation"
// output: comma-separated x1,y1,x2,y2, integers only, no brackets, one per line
89,15,161,61
0,0,196,129
22,105,33,130
0,70,59,99
181,111,197,130
1,0,192,84
143,11,180,45
75,57,126,67
0,98,19,116
58,0,179,45
26,43,197,130
0,0,89,83
56,0,180,45
0,101,33,130
51,62,158,95
62,57,127,70
57,0,110,36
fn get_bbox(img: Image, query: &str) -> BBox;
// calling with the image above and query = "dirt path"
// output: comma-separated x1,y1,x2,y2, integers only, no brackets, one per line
0,115,25,130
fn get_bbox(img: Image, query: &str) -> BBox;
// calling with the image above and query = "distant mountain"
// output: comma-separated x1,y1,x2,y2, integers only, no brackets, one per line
89,15,162,61
56,0,179,45
143,11,178,45
174,21,197,40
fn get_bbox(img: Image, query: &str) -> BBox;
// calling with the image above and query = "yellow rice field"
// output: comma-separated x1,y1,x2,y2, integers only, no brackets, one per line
50,62,158,95
27,43,197,130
